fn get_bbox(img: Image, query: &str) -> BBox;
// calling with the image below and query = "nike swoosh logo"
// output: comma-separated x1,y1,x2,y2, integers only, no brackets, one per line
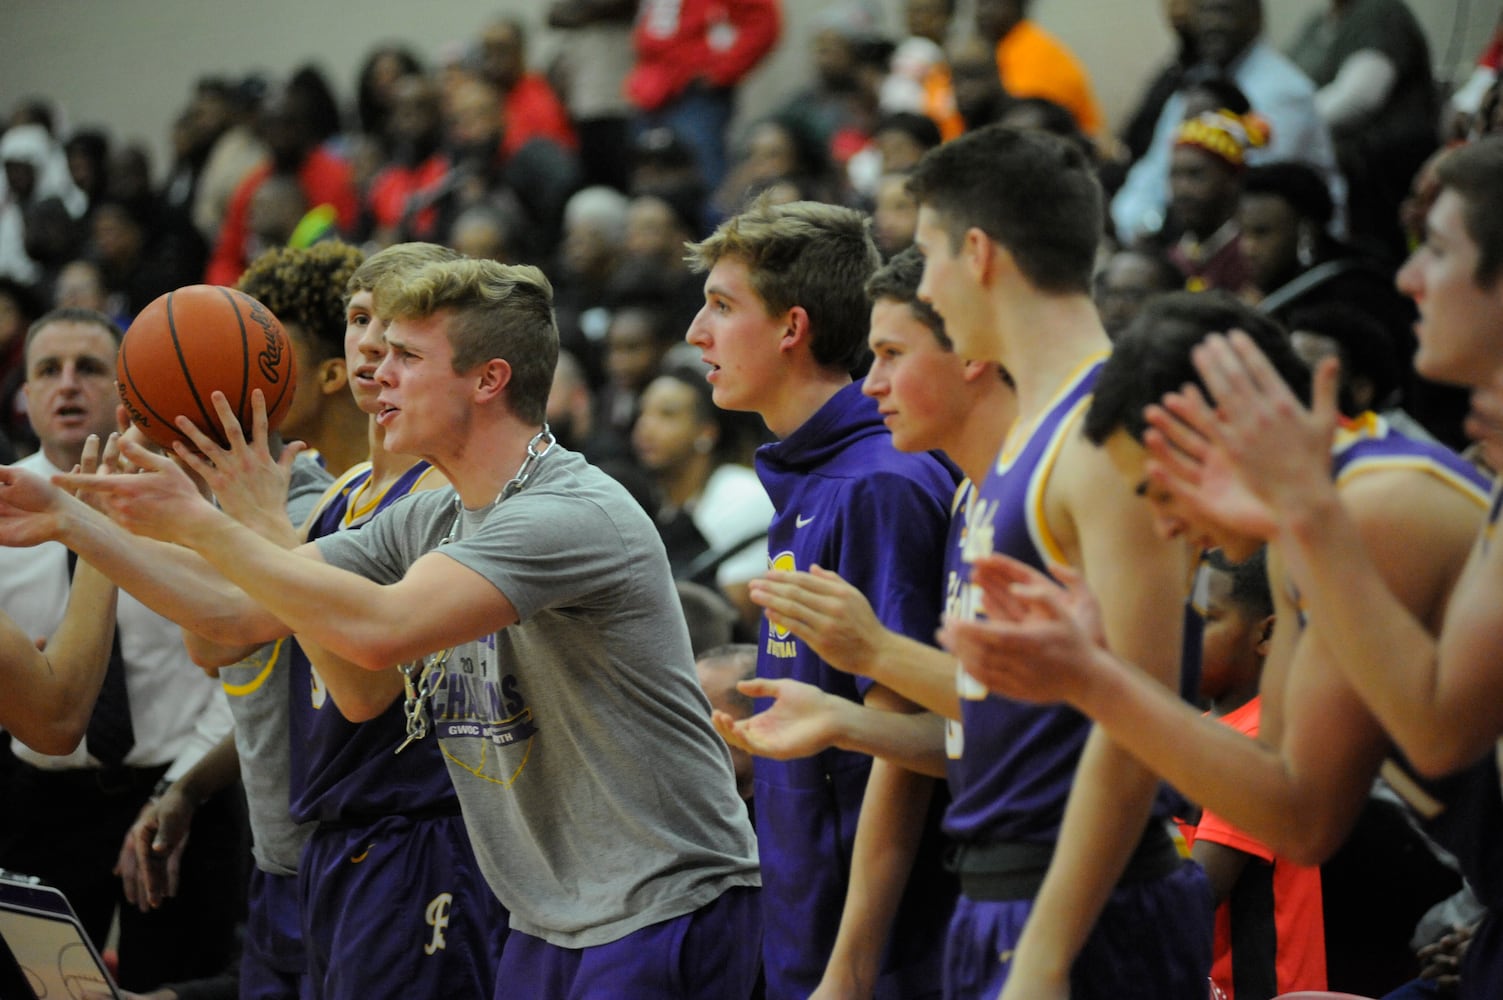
795,514,815,528
350,846,372,864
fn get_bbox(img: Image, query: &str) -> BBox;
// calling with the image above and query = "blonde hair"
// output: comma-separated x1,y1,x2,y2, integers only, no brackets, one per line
379,259,558,423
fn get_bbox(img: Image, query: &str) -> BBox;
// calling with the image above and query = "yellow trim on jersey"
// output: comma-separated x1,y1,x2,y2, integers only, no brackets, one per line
1027,395,1091,570
308,461,374,526
1335,457,1490,510
949,479,974,518
343,463,443,529
220,637,288,696
994,350,1109,472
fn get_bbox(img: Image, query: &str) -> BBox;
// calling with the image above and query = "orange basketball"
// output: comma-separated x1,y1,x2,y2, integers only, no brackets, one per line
116,284,297,451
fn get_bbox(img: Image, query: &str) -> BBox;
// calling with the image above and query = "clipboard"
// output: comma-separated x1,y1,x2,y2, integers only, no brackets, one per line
0,869,121,1000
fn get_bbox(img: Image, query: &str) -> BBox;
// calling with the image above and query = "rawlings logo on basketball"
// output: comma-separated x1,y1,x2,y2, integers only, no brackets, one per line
117,386,152,431
245,298,285,385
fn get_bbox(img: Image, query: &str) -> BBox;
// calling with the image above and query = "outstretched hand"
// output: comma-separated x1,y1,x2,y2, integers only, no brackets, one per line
170,390,303,542
53,437,221,544
938,556,1105,705
711,677,844,760
0,464,74,547
747,565,884,678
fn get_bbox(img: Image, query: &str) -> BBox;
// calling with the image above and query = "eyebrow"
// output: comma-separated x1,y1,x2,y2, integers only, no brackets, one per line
704,284,735,302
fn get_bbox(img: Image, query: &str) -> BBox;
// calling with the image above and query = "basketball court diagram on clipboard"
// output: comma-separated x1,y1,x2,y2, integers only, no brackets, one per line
0,871,121,1000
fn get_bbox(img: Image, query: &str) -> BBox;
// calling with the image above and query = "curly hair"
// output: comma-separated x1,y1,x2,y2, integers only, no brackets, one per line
236,241,364,360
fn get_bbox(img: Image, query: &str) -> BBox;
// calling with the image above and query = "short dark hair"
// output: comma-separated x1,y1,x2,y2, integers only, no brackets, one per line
686,197,882,373
873,112,943,152
1242,162,1334,229
1434,135,1503,287
865,246,950,349
1207,546,1271,620
1085,290,1308,444
25,307,123,363
1284,302,1401,415
1180,70,1252,115
906,124,1102,295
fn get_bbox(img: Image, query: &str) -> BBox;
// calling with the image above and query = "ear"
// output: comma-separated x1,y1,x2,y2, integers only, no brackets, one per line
962,226,992,283
779,305,812,356
317,358,349,397
474,358,513,403
960,358,991,382
1254,614,1275,658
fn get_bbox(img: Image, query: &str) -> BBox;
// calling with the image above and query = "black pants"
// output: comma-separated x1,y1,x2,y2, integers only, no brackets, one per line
0,760,248,991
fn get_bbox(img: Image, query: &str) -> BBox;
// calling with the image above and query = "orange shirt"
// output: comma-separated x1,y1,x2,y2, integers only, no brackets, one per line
922,19,1103,140
1192,697,1328,999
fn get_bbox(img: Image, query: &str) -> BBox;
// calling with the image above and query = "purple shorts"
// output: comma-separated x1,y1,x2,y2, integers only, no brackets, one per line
944,860,1212,1000
495,884,762,999
298,812,507,999
241,867,312,1000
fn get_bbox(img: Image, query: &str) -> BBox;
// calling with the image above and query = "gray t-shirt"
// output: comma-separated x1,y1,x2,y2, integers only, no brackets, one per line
316,447,759,946
218,453,332,874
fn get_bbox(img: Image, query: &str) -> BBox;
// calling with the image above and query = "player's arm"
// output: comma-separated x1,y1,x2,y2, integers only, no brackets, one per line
999,431,1190,996
816,684,939,998
713,676,947,777
0,559,118,755
1181,335,1501,775
0,466,288,646
952,547,1386,864
751,566,962,719
1279,472,1494,776
54,442,514,672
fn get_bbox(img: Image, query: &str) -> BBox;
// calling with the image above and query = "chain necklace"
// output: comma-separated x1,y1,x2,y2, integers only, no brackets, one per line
395,425,554,754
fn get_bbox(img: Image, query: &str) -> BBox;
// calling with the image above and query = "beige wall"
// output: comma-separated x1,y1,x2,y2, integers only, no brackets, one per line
0,0,1492,179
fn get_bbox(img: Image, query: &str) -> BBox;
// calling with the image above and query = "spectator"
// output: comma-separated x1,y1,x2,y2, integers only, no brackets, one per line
546,0,638,192
361,73,448,246
192,75,268,245
427,70,579,262
923,0,1102,140
1111,0,1341,245
1166,108,1266,292
1093,244,1183,338
632,366,773,622
626,0,781,191
1286,0,1437,264
0,275,42,454
352,43,425,155
476,16,578,160
0,123,87,286
872,170,919,258
204,82,357,286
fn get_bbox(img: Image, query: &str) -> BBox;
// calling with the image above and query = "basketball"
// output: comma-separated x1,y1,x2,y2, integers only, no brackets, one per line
116,284,298,451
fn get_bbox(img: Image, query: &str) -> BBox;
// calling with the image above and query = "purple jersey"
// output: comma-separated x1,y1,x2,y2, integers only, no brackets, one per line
943,357,1185,844
287,461,456,824
753,381,959,999
290,460,508,999
945,358,1110,843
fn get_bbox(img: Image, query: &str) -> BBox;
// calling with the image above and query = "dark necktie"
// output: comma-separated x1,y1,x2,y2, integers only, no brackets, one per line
65,549,134,767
